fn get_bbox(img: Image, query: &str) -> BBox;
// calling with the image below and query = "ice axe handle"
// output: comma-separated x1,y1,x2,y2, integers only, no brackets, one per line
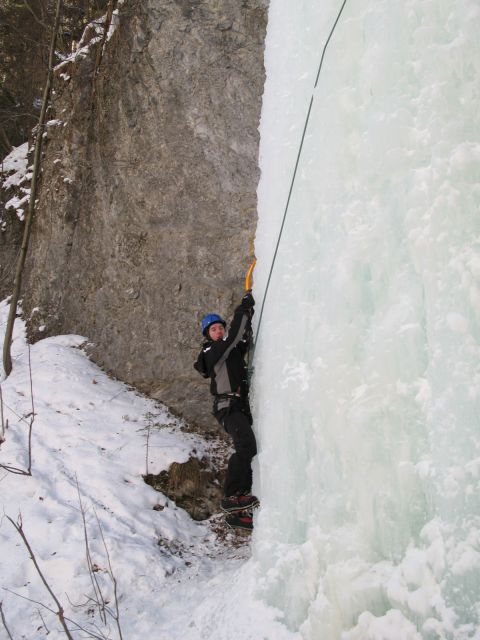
245,257,257,291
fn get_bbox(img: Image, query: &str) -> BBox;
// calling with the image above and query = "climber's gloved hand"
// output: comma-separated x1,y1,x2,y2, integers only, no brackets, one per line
241,292,255,309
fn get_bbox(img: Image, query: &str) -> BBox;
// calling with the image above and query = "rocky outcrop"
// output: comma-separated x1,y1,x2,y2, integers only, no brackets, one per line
21,0,267,428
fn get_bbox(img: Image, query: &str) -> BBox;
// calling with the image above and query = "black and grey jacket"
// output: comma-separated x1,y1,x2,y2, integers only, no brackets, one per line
194,301,253,413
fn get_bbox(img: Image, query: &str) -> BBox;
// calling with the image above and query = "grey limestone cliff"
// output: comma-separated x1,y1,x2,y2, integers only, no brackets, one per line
20,0,267,428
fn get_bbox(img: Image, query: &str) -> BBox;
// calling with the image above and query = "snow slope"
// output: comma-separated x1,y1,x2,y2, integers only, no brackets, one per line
0,301,291,640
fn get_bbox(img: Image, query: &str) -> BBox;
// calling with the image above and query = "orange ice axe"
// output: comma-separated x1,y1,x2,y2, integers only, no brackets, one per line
245,257,257,291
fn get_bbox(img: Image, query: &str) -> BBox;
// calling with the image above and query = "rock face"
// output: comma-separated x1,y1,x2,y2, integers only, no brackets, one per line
21,0,267,428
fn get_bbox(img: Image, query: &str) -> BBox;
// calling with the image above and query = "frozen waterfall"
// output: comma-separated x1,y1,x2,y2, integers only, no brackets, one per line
251,0,480,638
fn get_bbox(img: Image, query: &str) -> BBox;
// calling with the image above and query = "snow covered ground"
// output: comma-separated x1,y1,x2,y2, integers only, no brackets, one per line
0,143,32,224
0,300,292,640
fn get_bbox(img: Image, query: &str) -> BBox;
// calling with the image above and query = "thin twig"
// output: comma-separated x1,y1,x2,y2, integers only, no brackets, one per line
22,0,49,28
6,516,74,639
26,345,34,475
75,477,108,624
0,346,35,474
94,509,123,640
0,385,5,443
0,464,29,475
64,592,90,609
0,397,29,425
0,601,14,640
145,417,151,476
2,587,58,617
85,620,110,640
37,608,50,635
4,587,108,640
60,612,108,640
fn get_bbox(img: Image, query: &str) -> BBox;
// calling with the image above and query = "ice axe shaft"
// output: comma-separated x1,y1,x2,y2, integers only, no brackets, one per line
245,257,256,291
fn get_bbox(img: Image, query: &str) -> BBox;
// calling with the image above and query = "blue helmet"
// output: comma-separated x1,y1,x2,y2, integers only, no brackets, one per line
201,313,226,337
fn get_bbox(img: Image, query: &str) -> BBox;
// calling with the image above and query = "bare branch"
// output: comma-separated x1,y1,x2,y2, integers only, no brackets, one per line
94,509,123,640
64,591,91,609
3,589,107,640
22,0,49,29
75,476,108,624
26,345,34,476
145,416,151,476
61,617,107,640
2,587,59,617
37,608,50,635
0,385,5,444
3,0,64,376
4,497,123,640
0,20,47,47
0,464,30,475
0,399,30,425
0,347,35,475
6,515,75,639
0,601,15,640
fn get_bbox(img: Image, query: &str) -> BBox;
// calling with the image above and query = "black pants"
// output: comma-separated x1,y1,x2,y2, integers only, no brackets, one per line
216,406,257,497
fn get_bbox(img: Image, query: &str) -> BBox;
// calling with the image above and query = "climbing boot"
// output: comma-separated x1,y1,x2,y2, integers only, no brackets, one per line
220,494,259,514
225,512,253,531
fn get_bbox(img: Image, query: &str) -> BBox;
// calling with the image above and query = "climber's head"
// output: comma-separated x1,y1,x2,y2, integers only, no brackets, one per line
208,322,226,341
201,313,226,340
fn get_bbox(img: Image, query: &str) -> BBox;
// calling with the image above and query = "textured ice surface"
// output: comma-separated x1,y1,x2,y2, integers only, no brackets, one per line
252,0,480,637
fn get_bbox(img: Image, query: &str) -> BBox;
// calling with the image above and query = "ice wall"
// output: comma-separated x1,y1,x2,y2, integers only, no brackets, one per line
252,0,480,637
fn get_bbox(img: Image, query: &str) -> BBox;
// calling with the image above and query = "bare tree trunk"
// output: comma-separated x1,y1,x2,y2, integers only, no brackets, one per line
2,0,63,377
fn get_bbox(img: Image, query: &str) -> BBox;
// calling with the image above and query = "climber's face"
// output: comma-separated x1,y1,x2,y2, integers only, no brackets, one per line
208,323,225,341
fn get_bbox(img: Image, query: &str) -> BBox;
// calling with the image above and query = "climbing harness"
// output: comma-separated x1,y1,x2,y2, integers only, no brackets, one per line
253,0,350,347
213,391,242,414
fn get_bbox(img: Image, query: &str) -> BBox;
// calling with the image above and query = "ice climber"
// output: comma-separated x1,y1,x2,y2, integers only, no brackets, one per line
194,292,259,530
